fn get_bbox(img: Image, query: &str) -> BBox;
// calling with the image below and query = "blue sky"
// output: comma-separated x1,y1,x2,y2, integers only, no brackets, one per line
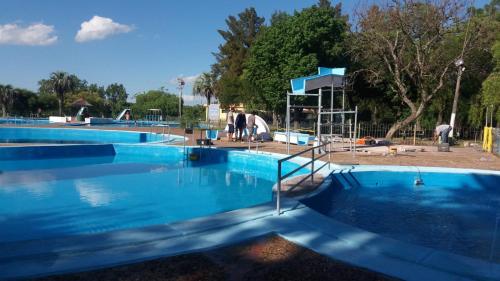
0,0,489,104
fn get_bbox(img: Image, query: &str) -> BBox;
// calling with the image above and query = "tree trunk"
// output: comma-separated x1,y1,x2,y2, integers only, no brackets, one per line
58,93,64,116
1,104,6,117
272,111,278,127
436,109,443,126
293,109,300,130
371,106,378,124
385,103,426,139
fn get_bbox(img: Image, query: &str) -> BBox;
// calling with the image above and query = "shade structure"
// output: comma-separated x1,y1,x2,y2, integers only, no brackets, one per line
71,98,92,107
290,67,346,94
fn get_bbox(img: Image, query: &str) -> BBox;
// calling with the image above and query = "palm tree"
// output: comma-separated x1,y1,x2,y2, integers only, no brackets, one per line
0,84,14,117
192,72,217,121
49,71,75,116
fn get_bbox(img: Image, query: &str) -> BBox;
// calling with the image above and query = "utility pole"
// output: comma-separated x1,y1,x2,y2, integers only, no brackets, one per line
177,78,185,120
449,58,465,140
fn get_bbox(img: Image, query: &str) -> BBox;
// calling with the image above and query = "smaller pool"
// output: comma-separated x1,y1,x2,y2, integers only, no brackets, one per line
0,127,180,144
302,167,500,264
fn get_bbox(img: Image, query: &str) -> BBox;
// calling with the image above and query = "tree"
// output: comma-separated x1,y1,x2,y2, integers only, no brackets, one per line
481,41,500,123
131,89,179,119
245,1,348,123
193,72,217,121
212,7,265,106
0,84,14,117
350,0,476,138
105,83,128,117
49,71,75,116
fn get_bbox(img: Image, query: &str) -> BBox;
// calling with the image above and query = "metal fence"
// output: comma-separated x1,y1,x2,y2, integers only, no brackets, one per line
493,128,500,156
316,122,483,145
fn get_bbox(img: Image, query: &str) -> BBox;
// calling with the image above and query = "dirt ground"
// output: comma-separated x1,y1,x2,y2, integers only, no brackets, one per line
33,236,393,281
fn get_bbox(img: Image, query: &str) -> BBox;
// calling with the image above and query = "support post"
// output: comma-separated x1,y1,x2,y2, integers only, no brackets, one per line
449,64,464,138
317,88,322,151
330,83,334,140
311,148,315,183
276,161,282,215
354,106,358,157
342,84,346,137
286,93,291,155
413,123,417,145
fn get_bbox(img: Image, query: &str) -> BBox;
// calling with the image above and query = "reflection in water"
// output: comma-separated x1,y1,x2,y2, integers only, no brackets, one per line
0,171,54,196
75,180,114,207
0,153,279,242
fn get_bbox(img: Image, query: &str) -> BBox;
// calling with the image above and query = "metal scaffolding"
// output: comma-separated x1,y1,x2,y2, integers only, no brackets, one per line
286,67,358,155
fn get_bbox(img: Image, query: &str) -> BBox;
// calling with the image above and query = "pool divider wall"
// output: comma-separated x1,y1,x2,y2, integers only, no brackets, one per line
0,144,116,161
113,144,309,178
0,127,163,144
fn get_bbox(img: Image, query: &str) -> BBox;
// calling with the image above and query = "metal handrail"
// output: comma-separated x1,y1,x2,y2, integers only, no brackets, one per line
276,141,332,215
150,123,171,143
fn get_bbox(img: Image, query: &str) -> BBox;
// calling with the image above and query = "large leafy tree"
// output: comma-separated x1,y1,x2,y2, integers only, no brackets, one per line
212,7,265,106
131,89,179,119
105,83,128,117
49,71,75,116
350,0,479,138
193,72,217,120
245,1,348,122
0,84,14,117
481,41,500,123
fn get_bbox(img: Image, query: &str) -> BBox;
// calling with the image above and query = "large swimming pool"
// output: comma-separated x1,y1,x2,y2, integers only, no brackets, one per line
302,167,500,264
0,144,303,242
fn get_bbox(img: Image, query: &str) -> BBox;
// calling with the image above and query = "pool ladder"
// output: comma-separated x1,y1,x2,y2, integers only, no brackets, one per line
275,141,332,215
150,123,171,143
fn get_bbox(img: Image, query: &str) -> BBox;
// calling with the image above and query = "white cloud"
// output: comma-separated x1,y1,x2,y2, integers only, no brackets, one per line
0,23,57,46
75,15,133,42
183,94,206,105
169,74,199,85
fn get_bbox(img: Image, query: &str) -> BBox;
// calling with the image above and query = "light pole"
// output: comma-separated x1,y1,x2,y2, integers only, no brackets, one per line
449,58,465,140
177,78,185,120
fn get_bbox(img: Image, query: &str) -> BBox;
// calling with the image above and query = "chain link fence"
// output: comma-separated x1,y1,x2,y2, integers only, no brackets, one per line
493,128,500,156
315,122,483,145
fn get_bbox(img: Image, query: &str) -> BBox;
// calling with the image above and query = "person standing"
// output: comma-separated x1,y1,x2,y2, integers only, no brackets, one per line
246,111,258,141
226,106,235,141
235,111,247,142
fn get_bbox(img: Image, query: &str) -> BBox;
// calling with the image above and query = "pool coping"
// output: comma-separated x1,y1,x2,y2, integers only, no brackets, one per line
0,147,499,280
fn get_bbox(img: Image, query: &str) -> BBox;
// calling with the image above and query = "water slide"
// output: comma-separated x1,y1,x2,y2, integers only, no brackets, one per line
116,109,131,120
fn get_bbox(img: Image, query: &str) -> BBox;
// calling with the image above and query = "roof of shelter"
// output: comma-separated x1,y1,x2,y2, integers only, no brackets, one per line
290,67,346,94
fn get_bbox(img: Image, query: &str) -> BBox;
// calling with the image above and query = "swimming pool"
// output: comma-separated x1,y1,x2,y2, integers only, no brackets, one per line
302,166,500,265
0,144,304,242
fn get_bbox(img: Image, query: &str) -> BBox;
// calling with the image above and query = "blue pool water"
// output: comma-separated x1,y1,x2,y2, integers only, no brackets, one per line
0,145,301,242
302,169,500,263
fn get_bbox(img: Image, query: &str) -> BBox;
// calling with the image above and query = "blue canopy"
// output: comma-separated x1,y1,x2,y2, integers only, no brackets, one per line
290,67,346,94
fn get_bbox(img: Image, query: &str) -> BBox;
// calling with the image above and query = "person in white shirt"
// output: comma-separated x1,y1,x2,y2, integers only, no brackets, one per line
226,107,235,141
434,124,452,144
246,111,258,141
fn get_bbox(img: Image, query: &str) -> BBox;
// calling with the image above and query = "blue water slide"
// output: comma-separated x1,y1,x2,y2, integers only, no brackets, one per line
290,67,346,94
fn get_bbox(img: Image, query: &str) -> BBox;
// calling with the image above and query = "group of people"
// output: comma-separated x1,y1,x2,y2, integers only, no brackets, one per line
226,106,258,142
